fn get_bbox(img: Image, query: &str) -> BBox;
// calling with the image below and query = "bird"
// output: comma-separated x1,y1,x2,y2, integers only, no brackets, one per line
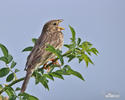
21,19,64,93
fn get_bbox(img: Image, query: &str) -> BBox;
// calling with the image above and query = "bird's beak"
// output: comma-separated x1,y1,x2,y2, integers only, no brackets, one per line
58,19,65,30
58,19,64,23
58,26,65,30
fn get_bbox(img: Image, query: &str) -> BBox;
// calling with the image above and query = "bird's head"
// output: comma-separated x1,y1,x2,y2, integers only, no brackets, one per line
43,19,64,32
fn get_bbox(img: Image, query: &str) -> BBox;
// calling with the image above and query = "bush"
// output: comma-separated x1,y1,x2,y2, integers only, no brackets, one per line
0,26,99,100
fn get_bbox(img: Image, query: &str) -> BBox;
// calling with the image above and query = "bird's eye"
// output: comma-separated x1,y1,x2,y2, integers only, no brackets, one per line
53,23,57,25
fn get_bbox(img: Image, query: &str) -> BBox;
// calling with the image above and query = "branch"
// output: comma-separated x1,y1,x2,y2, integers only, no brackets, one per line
0,50,71,94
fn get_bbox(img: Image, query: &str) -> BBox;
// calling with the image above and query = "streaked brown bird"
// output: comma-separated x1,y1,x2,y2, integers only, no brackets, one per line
21,19,64,93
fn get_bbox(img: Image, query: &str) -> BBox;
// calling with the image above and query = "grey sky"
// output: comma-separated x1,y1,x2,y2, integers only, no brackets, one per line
0,0,125,100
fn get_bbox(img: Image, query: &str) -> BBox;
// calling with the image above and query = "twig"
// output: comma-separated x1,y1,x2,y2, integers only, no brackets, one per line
0,77,25,94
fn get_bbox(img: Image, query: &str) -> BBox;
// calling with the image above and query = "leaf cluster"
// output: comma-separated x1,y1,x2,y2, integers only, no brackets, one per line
64,26,99,66
0,26,99,100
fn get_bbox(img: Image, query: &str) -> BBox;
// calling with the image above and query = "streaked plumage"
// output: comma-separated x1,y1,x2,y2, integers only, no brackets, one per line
21,19,64,92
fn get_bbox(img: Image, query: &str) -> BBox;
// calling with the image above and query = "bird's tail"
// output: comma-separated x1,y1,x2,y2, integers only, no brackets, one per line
21,70,32,93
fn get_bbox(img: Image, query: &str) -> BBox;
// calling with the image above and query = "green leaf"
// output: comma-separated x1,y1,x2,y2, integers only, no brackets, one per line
0,84,3,91
64,44,70,48
22,46,33,52
38,68,44,74
62,65,85,81
5,87,15,97
87,56,94,65
18,93,29,99
90,48,99,55
19,93,38,100
14,69,20,73
69,25,76,42
0,43,8,57
68,69,85,81
11,61,17,69
34,72,49,90
6,73,14,82
8,95,17,100
56,69,71,75
81,41,93,51
76,55,83,63
15,87,21,91
34,72,40,85
28,95,39,100
46,45,64,65
32,38,37,44
55,69,64,75
64,44,75,50
75,48,81,54
86,51,91,56
44,74,54,81
50,72,64,80
7,54,13,64
82,54,94,66
0,68,10,78
39,76,49,90
77,38,81,46
0,55,13,64
0,56,8,64
58,55,64,65
67,54,76,62
63,65,71,70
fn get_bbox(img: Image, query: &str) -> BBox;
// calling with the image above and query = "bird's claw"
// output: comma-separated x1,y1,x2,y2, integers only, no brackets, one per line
43,59,61,72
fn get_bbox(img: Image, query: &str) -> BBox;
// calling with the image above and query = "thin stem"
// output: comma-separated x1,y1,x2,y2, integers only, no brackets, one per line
0,77,25,94
6,64,17,80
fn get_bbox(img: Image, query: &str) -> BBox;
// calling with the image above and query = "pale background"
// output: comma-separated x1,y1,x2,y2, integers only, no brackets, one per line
0,0,125,100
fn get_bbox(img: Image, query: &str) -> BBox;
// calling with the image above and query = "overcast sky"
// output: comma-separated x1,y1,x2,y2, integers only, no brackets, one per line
0,0,125,100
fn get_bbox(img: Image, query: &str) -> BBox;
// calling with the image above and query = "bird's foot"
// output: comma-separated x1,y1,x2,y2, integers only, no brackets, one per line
48,59,61,67
43,64,51,72
43,59,61,72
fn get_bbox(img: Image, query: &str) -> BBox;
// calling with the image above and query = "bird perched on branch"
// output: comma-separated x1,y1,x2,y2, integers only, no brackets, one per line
21,19,64,93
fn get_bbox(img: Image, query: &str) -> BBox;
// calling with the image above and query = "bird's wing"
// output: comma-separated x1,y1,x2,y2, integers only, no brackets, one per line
25,31,63,70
